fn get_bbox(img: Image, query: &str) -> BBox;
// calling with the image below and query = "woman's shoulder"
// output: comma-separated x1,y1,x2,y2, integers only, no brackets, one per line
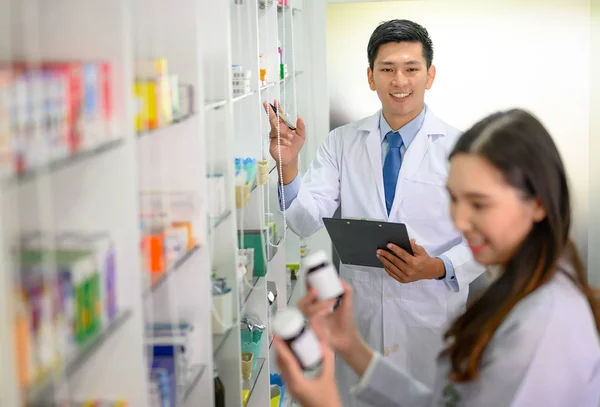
491,266,600,368
498,268,589,332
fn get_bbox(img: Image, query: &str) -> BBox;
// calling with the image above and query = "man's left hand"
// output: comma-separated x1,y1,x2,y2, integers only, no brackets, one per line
376,239,445,283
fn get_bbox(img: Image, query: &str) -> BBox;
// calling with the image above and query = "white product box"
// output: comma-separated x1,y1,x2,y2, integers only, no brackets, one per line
232,78,251,88
232,86,251,96
212,290,234,334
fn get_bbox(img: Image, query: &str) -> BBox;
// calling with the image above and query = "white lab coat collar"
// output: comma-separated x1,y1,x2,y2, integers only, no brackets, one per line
358,105,449,219
357,104,447,136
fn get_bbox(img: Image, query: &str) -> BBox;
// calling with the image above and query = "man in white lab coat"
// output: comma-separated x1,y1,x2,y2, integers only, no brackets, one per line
265,19,484,407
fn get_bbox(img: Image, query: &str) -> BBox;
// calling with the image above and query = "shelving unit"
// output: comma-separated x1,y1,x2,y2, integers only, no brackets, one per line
25,310,133,405
144,246,201,295
0,0,311,406
2,139,126,186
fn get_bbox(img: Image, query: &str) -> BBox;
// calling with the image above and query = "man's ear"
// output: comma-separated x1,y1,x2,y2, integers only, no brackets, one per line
367,67,376,91
425,65,436,90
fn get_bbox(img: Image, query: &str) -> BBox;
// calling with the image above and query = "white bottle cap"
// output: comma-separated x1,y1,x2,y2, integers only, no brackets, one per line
303,250,343,301
303,250,329,271
273,308,304,340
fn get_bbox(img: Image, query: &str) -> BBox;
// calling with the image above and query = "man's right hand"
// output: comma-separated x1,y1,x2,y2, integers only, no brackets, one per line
263,100,306,184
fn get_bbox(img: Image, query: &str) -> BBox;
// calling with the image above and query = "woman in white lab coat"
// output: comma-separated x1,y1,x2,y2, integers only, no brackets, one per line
273,109,600,406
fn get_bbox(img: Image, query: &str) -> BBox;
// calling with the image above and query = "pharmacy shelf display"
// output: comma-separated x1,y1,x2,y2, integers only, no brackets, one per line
0,0,311,406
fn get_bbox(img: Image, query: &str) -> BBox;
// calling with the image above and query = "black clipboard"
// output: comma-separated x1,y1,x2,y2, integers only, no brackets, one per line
323,217,413,268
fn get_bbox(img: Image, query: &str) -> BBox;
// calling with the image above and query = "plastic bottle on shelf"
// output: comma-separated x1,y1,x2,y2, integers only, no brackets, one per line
154,58,173,126
237,253,248,312
259,54,267,87
214,364,226,407
300,238,308,260
278,41,284,80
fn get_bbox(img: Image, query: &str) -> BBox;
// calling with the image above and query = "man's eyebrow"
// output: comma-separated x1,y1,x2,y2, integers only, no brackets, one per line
376,60,423,66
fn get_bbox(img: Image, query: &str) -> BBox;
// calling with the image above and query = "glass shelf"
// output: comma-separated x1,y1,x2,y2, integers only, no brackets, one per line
243,358,265,406
244,277,260,305
25,310,132,403
287,279,297,305
233,91,257,103
213,328,233,357
136,113,196,138
4,138,125,186
204,99,228,110
208,210,232,235
181,364,207,403
145,246,201,296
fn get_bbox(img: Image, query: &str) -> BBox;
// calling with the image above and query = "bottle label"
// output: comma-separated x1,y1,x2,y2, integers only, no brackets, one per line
307,265,344,301
291,328,322,369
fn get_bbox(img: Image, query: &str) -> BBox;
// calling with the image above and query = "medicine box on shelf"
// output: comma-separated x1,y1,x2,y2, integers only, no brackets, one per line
237,228,272,277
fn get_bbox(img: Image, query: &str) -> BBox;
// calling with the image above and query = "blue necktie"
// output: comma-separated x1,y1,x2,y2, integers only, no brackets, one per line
383,131,403,215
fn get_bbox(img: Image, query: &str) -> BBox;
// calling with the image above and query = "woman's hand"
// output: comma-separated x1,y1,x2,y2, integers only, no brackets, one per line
298,281,359,357
274,321,342,407
299,280,375,377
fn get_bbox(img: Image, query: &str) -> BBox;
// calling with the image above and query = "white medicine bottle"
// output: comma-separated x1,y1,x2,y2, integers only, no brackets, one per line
274,308,322,371
304,250,344,301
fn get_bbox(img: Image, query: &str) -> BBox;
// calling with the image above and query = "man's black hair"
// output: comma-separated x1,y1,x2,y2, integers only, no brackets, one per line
367,19,434,69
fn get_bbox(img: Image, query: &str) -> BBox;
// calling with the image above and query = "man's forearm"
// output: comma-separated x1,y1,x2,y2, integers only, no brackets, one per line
279,158,299,185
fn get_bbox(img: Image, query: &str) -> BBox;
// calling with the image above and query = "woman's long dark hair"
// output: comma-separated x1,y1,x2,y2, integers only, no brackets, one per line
442,109,600,382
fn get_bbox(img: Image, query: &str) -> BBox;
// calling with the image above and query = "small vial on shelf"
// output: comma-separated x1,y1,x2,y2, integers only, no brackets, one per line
304,250,344,302
273,308,322,371
259,54,267,87
214,364,226,407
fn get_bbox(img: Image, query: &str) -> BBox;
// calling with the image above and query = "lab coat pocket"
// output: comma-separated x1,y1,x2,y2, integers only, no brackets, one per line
400,172,450,222
409,172,446,186
399,280,448,329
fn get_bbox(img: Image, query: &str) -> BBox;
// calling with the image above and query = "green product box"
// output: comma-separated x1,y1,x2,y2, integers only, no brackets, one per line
89,272,102,333
237,229,270,277
75,278,88,343
17,249,99,345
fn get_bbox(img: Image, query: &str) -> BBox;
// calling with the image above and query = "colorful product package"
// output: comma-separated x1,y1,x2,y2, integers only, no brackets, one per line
134,81,159,131
43,68,70,161
143,226,166,274
57,250,98,343
16,257,62,380
164,225,188,267
41,62,84,153
99,62,114,138
13,289,34,388
55,233,111,332
78,232,118,323
19,246,99,346
81,63,103,148
0,68,14,176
